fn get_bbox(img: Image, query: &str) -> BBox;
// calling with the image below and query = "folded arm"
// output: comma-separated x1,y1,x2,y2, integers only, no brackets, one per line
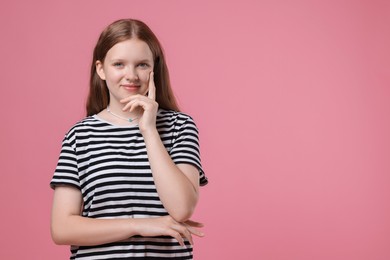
51,186,203,246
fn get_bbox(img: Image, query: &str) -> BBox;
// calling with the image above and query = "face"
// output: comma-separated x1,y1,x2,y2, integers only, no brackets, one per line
96,38,154,105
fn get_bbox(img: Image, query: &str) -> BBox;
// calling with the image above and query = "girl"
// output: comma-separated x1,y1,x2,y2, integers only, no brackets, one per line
50,19,208,259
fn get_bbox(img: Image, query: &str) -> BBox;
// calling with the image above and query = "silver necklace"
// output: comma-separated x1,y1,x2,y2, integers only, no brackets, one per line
107,106,138,123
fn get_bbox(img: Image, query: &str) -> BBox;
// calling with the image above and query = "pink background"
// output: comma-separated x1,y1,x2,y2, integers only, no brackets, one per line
1,0,389,259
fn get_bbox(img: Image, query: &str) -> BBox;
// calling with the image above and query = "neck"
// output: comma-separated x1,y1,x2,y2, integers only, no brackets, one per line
106,105,140,123
107,102,141,118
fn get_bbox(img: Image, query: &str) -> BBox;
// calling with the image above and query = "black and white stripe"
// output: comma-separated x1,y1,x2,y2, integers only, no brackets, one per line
51,109,207,259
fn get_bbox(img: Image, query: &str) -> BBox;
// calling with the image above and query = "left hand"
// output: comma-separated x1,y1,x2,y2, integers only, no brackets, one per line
120,71,158,133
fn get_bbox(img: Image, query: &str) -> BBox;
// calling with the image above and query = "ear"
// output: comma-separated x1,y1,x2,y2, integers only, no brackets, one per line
95,60,106,80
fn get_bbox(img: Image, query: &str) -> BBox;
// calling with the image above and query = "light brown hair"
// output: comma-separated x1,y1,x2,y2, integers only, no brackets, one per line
86,19,180,116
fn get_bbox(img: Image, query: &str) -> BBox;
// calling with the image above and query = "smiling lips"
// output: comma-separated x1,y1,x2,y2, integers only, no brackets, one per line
122,84,140,91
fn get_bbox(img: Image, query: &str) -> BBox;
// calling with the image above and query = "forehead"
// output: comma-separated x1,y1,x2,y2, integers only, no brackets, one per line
105,39,153,61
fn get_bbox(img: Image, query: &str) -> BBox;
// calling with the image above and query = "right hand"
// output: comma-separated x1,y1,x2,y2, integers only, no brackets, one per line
133,215,204,247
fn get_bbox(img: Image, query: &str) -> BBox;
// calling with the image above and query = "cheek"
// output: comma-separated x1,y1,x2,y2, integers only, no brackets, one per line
107,70,124,82
139,71,151,84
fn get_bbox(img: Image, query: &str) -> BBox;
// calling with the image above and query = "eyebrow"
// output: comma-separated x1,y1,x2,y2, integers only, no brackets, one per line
108,58,153,63
135,59,153,64
108,58,126,62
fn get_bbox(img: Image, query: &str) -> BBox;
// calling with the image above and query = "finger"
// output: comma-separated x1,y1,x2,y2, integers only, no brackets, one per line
126,100,146,113
120,94,144,104
185,220,204,228
171,223,194,246
122,100,136,111
168,230,185,247
148,71,156,100
128,101,139,113
185,225,204,237
122,100,143,112
179,226,194,245
122,98,150,112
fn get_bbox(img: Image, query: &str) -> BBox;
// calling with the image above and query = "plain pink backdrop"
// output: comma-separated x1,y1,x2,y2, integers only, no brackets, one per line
1,0,389,259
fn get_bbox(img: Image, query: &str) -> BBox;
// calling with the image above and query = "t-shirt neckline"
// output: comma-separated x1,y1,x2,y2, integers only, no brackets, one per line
92,114,140,129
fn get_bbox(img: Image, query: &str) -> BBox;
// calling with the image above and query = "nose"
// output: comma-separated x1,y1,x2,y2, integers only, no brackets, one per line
125,66,139,81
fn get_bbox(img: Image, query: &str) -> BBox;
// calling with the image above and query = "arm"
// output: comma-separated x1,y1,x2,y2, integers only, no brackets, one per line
143,128,200,222
51,186,202,246
51,186,136,246
121,72,200,222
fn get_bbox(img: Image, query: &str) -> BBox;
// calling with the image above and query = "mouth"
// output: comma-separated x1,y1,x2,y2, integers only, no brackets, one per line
122,84,140,91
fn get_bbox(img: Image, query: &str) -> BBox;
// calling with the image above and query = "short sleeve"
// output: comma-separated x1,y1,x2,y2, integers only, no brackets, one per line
170,116,208,186
50,135,80,190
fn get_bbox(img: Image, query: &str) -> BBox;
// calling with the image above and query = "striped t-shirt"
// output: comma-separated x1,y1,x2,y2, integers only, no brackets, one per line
50,109,208,259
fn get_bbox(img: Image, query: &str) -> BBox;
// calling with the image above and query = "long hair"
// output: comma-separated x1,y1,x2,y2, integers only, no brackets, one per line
86,19,180,116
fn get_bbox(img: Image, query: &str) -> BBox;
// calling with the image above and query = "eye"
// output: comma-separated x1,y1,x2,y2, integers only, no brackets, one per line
138,63,150,69
113,62,124,68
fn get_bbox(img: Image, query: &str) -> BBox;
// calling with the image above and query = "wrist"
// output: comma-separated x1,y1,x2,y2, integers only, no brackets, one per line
140,127,159,139
128,218,141,237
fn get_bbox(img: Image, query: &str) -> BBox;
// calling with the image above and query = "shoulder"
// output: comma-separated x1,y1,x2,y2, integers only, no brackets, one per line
157,109,199,139
63,116,102,139
158,109,197,127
